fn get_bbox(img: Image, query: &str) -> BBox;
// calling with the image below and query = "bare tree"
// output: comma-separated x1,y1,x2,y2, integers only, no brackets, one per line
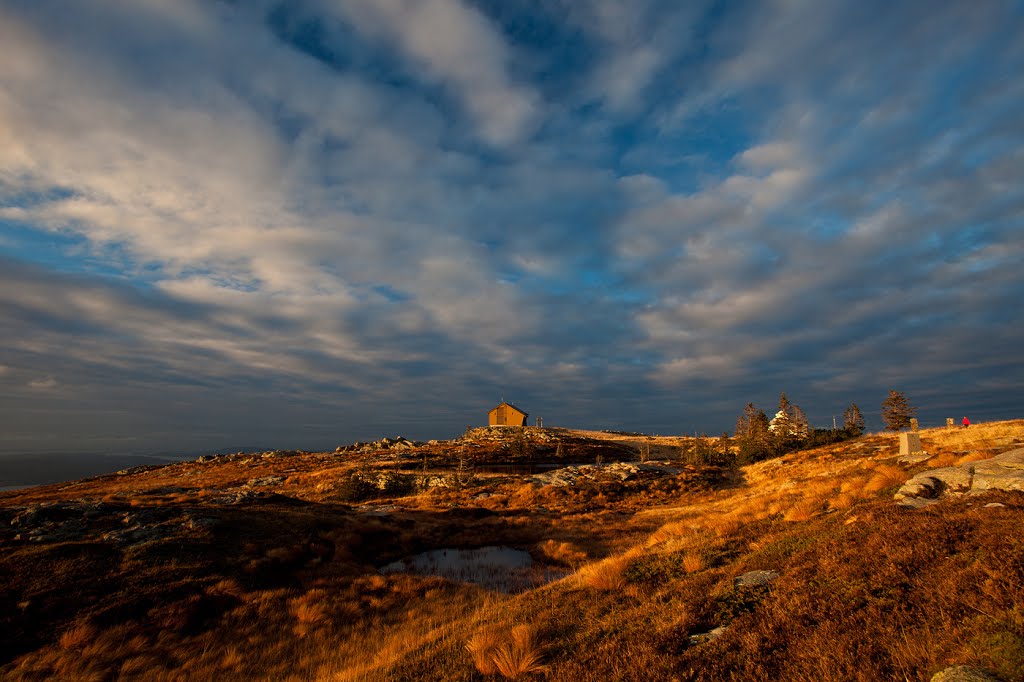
843,403,865,435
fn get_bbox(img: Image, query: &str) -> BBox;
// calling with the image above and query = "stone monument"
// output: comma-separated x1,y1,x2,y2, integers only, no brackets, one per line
899,431,923,456
946,418,955,429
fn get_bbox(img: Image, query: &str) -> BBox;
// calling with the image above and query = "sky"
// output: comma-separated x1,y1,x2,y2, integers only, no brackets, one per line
1,0,1022,455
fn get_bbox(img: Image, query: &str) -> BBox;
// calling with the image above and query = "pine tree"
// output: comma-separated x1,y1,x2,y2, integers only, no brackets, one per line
791,405,810,440
736,403,771,462
880,390,916,431
769,392,794,436
843,403,865,436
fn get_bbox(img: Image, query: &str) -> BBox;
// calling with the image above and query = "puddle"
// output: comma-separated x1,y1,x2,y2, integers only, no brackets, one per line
380,546,566,592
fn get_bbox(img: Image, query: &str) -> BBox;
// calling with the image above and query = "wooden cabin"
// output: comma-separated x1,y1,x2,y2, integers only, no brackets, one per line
488,402,528,427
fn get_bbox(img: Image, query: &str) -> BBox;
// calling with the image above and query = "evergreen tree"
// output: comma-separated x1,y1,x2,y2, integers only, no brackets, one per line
880,390,917,431
791,405,810,440
843,403,865,436
736,403,771,463
769,392,794,437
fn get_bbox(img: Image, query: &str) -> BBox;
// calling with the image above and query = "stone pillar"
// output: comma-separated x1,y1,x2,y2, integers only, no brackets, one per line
899,432,922,456
946,418,955,429
910,418,919,432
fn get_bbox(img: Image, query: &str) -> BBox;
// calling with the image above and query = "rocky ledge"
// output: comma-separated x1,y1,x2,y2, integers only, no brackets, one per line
532,461,681,488
895,447,1024,508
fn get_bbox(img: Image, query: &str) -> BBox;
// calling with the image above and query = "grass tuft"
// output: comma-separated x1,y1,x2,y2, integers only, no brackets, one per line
59,623,98,650
492,625,549,679
466,625,503,676
580,555,631,590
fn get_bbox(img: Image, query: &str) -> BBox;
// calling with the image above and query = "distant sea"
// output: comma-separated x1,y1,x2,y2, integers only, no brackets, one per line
0,452,189,492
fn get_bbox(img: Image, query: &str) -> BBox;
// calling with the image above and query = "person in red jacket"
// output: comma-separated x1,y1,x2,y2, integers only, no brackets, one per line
963,416,971,428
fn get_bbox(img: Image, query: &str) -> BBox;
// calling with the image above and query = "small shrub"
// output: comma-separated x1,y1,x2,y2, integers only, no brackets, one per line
336,472,377,502
378,472,416,497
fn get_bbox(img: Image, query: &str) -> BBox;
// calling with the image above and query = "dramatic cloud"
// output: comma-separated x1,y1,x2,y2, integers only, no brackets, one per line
1,0,1021,453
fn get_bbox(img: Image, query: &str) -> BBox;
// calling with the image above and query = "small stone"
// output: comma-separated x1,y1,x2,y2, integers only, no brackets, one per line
690,625,728,643
983,502,1005,508
734,570,780,588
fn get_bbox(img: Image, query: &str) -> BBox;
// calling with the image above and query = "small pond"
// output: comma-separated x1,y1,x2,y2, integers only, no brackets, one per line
380,546,567,593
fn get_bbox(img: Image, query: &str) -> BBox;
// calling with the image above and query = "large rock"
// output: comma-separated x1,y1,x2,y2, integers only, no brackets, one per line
895,476,940,501
970,463,1024,491
922,466,974,492
992,448,1024,469
896,447,1024,507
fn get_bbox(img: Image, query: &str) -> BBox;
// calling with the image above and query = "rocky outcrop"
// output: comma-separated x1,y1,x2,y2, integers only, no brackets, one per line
532,462,681,488
4,501,219,545
335,436,423,454
896,448,1024,508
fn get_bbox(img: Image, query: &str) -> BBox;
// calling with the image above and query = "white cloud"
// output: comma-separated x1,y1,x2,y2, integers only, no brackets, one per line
738,142,801,171
563,0,706,113
331,0,540,145
28,377,58,390
0,1,553,370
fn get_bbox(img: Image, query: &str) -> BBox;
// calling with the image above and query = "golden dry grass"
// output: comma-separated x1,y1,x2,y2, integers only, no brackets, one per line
492,624,549,680
58,623,97,651
923,419,1024,451
680,552,706,573
3,421,1024,681
536,540,588,567
466,625,504,675
578,554,631,591
782,499,822,522
862,464,907,493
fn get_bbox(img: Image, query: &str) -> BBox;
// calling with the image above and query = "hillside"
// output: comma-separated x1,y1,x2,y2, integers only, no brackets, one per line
1,422,1023,681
